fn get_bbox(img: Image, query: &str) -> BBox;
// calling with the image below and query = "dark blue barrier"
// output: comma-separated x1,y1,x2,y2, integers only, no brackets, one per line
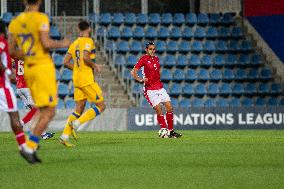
127,107,284,130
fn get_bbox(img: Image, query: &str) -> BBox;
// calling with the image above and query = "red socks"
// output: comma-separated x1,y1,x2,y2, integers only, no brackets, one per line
166,112,174,131
15,131,26,146
157,114,167,129
22,107,37,124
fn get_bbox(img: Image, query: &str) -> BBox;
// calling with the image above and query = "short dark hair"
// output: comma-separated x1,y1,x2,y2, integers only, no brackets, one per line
0,20,6,35
26,0,39,5
78,21,90,31
145,41,155,49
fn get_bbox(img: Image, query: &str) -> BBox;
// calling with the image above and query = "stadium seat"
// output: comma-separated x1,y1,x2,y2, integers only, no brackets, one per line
178,41,191,53
210,69,222,81
161,69,172,81
170,27,182,39
140,98,150,107
124,13,136,25
173,13,185,25
155,40,167,53
145,26,158,39
223,68,235,81
133,26,145,39
197,13,209,25
176,55,188,67
53,54,64,67
207,83,219,96
251,54,263,66
203,40,215,53
183,84,194,96
96,27,105,38
232,83,244,96
65,99,76,109
50,26,61,39
241,98,253,106
179,98,190,108
117,41,130,53
258,83,270,95
121,26,133,39
270,83,282,95
129,41,142,53
69,85,74,96
99,13,111,25
173,69,185,81
218,27,230,38
219,83,232,96
170,83,182,96
191,98,204,107
2,12,13,24
204,98,216,107
149,13,160,25
206,27,218,38
239,54,250,66
114,55,126,66
182,27,194,39
198,69,210,81
136,13,148,25
279,98,284,106
209,13,221,25
247,68,259,81
105,40,116,52
112,13,124,25
191,41,203,53
189,54,201,67
108,26,120,39
235,68,247,81
216,98,229,107
230,98,241,107
255,97,266,106
240,40,253,52
163,83,170,92
164,55,176,67
167,41,178,53
126,55,137,67
195,83,207,96
231,27,244,38
132,83,143,95
161,13,173,26
260,67,273,80
57,99,65,109
228,40,240,52
185,13,197,25
185,70,198,82
171,98,179,107
267,97,278,106
226,54,238,67
201,55,213,67
61,69,72,82
221,13,234,25
56,70,60,81
194,27,206,38
215,40,228,52
58,83,69,97
158,27,170,39
245,83,257,96
214,54,225,67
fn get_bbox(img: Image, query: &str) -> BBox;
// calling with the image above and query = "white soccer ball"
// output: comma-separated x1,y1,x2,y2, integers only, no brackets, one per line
158,128,169,138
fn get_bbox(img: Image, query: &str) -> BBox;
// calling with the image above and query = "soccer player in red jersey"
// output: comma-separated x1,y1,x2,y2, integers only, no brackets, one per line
131,42,182,138
0,20,38,163
13,58,55,139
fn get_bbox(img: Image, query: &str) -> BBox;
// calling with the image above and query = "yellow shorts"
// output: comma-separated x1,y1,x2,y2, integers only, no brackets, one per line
74,82,104,103
24,63,58,108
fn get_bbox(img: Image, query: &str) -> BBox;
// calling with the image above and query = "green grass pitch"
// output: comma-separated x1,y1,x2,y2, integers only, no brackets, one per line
0,130,284,189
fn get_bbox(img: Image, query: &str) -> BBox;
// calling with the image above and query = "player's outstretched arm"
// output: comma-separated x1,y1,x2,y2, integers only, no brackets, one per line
40,31,71,50
63,53,74,70
131,68,148,83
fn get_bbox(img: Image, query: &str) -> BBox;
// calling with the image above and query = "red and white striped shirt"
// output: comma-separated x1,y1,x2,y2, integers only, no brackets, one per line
14,59,27,88
0,36,12,88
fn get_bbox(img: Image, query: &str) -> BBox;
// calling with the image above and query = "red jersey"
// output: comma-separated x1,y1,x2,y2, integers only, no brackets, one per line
134,54,163,91
0,36,12,88
14,59,27,88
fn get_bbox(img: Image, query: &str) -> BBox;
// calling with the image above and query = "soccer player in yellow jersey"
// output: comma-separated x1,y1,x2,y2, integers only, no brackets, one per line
8,0,71,162
59,21,106,147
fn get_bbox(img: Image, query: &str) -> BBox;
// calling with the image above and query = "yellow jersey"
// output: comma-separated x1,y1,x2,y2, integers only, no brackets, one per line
68,37,96,87
8,12,52,65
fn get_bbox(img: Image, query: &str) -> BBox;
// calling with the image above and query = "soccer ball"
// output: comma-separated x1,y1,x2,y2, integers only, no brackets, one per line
158,128,169,138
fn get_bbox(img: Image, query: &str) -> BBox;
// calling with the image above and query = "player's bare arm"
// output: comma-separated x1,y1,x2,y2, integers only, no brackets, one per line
40,31,71,50
8,33,25,60
131,68,148,83
63,53,74,70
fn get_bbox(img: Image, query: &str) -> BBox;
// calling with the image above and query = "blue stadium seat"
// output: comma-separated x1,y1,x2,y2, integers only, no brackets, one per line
219,83,232,96
61,69,72,82
140,98,150,107
182,27,194,39
50,26,61,39
2,12,13,24
245,83,257,96
197,13,209,25
149,13,160,25
69,85,74,96
183,84,194,96
270,83,282,95
170,27,182,39
170,83,182,96
17,100,24,110
179,98,190,108
191,98,204,107
226,54,238,67
158,27,170,39
258,83,270,95
242,98,253,106
247,68,259,81
163,83,170,92
173,13,185,25
235,68,247,81
122,69,132,80
215,40,228,52
176,55,188,67
161,69,172,81
132,83,143,95
209,13,221,25
223,68,235,81
239,54,250,66
53,53,64,67
214,54,225,67
129,41,142,53
137,13,148,25
96,27,105,38
216,98,229,107
210,69,222,81
203,40,215,52
191,41,203,53
117,41,130,53
201,55,213,67
167,41,178,53
56,70,60,81
164,55,176,67
260,67,273,80
173,69,185,81
145,26,158,39
126,55,137,67
114,55,126,66
178,41,191,53
185,70,198,82
240,40,253,52
171,98,179,107
133,26,145,39
65,99,76,109
221,13,234,25
185,13,197,25
112,13,124,25
100,13,111,25
228,40,240,52
161,13,173,26
189,54,201,67
105,40,116,52
198,69,210,81
194,27,206,38
207,83,219,96
230,98,241,107
231,27,244,38
195,83,207,96
57,99,65,109
204,98,216,107
232,83,244,96
267,97,278,106
255,97,266,106
279,97,284,106
206,27,218,38
124,13,136,25
108,26,120,39
121,26,133,39
218,27,230,38
58,83,69,97
155,40,166,53
251,54,263,66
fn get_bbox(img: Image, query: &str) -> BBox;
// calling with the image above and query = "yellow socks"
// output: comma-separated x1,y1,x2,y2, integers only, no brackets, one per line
62,112,81,136
76,106,101,126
